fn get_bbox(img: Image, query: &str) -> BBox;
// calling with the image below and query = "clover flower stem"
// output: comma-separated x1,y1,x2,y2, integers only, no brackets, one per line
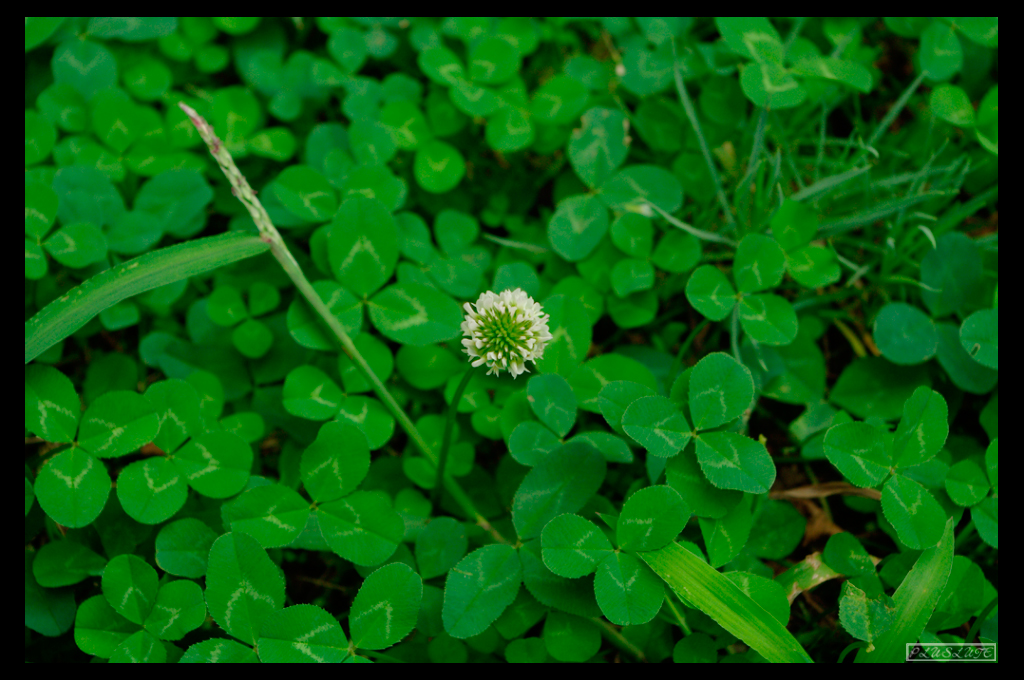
180,102,506,544
433,368,475,506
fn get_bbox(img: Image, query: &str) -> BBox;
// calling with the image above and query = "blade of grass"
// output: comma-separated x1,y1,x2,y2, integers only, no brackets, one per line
734,106,768,232
25,231,270,364
854,517,955,663
481,233,549,253
791,287,866,312
931,185,997,236
770,112,806,191
893,140,951,233
640,541,814,663
782,16,808,59
670,38,735,229
734,155,762,231
740,107,769,191
867,160,968,191
814,102,828,183
964,597,998,644
646,201,737,247
790,165,871,203
862,70,927,154
819,191,951,237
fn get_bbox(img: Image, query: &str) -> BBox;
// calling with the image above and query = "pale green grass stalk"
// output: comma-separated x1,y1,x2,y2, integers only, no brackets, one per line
670,38,736,230
179,103,505,543
645,201,737,247
862,70,928,154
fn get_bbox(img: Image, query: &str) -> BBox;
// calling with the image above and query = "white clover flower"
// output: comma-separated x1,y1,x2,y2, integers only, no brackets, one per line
460,288,554,378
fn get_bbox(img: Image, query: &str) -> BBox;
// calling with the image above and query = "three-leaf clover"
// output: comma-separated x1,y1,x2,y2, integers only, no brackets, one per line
824,385,949,549
617,352,775,494
686,233,799,345
206,280,280,358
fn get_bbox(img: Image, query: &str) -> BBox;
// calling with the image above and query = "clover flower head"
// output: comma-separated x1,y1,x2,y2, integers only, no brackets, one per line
460,288,554,378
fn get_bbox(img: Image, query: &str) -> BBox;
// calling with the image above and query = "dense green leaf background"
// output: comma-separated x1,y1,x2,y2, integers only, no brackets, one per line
26,17,996,663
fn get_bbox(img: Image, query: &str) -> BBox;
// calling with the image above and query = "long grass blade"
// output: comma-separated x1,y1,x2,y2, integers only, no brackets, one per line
646,201,737,247
25,232,269,364
670,38,735,228
819,191,949,237
854,517,955,663
640,541,814,663
790,165,871,203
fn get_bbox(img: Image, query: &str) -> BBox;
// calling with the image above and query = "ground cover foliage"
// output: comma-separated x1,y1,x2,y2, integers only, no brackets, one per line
25,17,998,663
